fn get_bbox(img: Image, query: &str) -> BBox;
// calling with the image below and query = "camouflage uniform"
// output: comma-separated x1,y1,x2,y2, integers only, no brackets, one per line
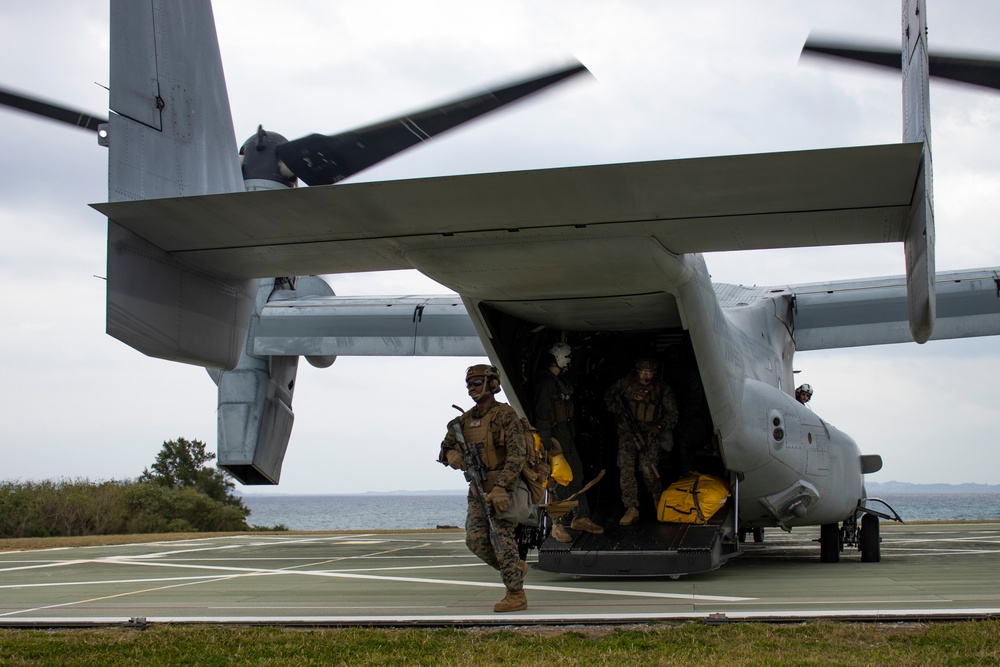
532,369,590,523
605,372,679,510
439,401,527,593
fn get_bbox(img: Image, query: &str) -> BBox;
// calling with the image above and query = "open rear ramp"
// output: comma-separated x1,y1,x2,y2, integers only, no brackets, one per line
536,505,739,577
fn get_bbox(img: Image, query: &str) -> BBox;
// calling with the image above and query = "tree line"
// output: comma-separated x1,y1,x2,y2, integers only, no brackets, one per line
0,438,285,538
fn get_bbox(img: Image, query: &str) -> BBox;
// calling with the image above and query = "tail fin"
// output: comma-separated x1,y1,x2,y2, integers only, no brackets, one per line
802,1,936,343
902,0,935,342
105,0,254,369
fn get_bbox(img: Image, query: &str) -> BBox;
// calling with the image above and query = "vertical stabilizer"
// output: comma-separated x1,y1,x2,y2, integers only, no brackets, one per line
901,0,935,342
104,0,254,369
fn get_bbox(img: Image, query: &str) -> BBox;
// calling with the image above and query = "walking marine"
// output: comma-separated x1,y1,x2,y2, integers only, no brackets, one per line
605,356,679,526
439,364,530,613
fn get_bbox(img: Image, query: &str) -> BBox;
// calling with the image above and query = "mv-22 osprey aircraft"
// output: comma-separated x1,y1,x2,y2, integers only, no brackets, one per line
4,0,1000,577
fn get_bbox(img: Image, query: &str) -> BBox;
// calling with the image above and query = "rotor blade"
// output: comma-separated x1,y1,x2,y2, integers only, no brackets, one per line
277,62,589,186
0,86,107,132
803,39,1000,92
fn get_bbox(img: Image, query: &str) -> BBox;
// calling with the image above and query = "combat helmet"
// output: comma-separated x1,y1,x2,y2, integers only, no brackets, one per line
466,363,501,393
635,356,658,373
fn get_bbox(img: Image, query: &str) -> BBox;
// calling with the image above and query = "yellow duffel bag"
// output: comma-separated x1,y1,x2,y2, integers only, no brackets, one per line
657,472,730,524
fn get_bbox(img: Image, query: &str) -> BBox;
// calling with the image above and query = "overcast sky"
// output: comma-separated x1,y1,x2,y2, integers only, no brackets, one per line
2,1,999,494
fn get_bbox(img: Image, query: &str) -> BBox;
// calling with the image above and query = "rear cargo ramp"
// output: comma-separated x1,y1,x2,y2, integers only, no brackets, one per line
536,505,738,577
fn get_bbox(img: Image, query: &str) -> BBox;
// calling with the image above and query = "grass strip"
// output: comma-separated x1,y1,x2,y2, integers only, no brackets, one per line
1,621,998,666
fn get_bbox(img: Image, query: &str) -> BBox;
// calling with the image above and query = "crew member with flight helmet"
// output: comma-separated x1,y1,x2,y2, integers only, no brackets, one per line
795,384,813,405
605,356,679,526
532,342,604,543
438,363,529,613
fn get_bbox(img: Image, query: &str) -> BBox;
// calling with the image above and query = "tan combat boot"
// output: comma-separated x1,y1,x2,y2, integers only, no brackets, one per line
493,588,528,613
570,517,605,535
550,523,573,543
620,506,639,526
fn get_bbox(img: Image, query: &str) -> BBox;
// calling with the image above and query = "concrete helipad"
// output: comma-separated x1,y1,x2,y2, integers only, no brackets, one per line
1,522,998,626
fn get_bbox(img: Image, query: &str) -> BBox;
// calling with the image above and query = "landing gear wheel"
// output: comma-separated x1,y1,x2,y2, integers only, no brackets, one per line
752,527,764,543
820,523,841,563
860,514,881,562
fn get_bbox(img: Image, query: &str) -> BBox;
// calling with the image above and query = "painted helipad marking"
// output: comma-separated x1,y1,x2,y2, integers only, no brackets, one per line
51,557,755,603
8,525,1000,622
0,540,434,618
0,560,89,574
0,537,753,619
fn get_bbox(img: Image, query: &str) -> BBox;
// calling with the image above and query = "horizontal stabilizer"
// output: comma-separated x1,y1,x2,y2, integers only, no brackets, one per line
93,143,924,281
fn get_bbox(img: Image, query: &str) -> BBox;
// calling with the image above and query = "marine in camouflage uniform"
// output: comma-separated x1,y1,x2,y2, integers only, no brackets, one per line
439,363,528,613
532,342,603,542
604,356,679,526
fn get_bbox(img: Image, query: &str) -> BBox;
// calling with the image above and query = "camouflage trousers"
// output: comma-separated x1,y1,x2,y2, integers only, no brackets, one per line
465,490,524,592
617,432,663,509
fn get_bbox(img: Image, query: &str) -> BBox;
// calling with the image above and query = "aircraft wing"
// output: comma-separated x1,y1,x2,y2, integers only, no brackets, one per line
251,267,1000,357
253,295,485,357
93,142,922,286
789,268,1000,350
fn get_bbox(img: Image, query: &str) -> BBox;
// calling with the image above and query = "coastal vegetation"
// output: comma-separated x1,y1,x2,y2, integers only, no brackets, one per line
0,438,285,538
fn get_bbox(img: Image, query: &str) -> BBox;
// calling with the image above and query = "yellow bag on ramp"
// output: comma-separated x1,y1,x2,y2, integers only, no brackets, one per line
657,472,730,524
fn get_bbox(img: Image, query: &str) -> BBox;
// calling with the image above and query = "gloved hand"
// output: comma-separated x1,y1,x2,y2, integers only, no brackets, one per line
445,449,465,470
487,485,510,512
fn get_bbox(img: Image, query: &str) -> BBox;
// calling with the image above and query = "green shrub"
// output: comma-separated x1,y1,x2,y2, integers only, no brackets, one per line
0,479,251,538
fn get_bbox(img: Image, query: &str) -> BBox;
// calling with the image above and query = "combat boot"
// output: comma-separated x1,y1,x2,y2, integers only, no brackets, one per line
570,517,605,535
551,523,573,543
494,588,528,613
620,506,639,526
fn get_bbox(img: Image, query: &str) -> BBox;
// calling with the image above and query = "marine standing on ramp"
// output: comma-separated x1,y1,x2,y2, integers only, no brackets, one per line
605,356,679,526
439,364,529,612
532,342,604,542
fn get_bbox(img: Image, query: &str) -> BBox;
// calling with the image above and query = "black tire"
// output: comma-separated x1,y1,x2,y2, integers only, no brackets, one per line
860,513,881,562
752,527,764,543
820,523,841,563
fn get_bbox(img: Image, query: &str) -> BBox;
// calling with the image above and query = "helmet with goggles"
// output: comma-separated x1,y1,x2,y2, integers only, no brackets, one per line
466,363,501,392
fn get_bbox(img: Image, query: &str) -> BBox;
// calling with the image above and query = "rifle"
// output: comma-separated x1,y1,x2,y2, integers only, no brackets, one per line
615,393,660,480
448,417,504,558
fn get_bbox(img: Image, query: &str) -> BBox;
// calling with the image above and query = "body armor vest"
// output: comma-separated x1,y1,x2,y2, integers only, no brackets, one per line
462,406,507,471
551,375,574,424
626,381,662,424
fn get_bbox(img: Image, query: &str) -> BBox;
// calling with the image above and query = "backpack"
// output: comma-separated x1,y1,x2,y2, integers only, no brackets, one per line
518,418,551,505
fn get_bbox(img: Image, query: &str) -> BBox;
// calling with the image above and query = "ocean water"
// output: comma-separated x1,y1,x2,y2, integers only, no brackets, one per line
243,494,467,531
873,492,1000,522
242,492,1000,531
